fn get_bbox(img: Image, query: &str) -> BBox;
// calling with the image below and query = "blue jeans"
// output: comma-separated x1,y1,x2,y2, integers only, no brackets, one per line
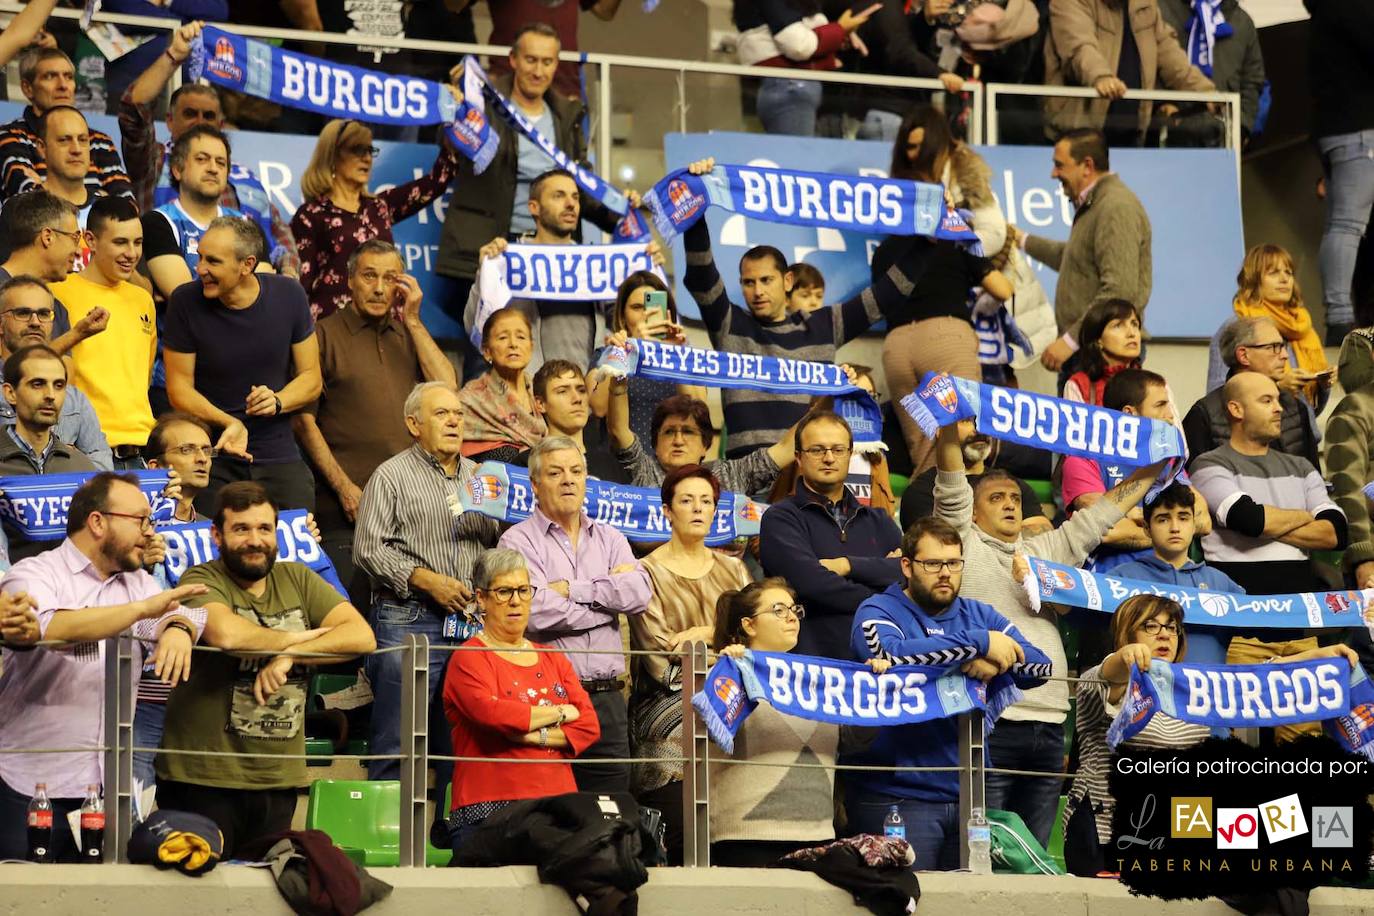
984,719,1065,849
846,790,961,871
757,77,823,137
858,109,903,142
132,699,166,793
365,599,456,804
1318,128,1374,326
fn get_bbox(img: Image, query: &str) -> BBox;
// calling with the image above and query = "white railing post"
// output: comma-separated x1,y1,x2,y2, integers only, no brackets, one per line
957,709,986,871
680,641,710,867
102,634,136,863
398,635,430,867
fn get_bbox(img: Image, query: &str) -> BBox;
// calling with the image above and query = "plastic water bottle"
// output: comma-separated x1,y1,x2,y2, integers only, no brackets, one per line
26,783,53,863
79,785,104,863
883,804,906,840
967,806,992,874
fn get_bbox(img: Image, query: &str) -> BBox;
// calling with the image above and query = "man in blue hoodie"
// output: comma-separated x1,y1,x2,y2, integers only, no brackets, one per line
848,515,1052,871
1110,482,1245,665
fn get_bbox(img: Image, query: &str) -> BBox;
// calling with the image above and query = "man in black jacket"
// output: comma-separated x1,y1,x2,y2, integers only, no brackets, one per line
758,410,902,659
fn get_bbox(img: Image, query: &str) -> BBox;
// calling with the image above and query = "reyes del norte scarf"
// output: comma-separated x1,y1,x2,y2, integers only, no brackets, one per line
690,649,1014,754
1107,658,1371,758
456,461,766,546
0,470,174,540
158,509,346,596
1023,555,1374,632
473,242,663,347
595,338,886,453
644,163,977,245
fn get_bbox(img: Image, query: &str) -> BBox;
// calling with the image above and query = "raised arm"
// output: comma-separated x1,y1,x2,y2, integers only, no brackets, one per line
0,0,59,68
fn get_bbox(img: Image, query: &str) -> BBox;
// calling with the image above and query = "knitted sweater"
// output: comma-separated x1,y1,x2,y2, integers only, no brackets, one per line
934,469,1124,723
1325,328,1374,568
1023,173,1152,340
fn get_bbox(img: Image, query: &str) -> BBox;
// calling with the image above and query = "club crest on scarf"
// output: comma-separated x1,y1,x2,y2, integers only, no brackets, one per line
208,35,241,82
714,674,745,726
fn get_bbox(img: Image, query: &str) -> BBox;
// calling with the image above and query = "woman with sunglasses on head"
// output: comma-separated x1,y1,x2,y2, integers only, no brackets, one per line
628,465,750,864
292,115,460,321
441,547,600,854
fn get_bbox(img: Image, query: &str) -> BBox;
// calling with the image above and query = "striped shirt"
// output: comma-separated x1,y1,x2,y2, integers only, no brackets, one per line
682,220,920,457
354,444,501,603
1065,663,1210,844
0,107,134,203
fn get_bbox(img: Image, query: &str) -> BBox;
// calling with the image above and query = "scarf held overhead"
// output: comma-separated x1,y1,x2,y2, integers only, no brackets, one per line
158,509,346,596
457,461,766,546
644,163,976,244
1023,555,1374,632
0,470,174,540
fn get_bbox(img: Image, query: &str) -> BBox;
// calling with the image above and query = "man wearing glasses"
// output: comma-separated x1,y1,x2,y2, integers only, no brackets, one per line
1183,315,1322,470
758,410,902,660
848,515,1052,871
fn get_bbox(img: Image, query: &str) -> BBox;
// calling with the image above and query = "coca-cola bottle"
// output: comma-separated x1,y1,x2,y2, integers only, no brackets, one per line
79,785,104,863
26,783,53,863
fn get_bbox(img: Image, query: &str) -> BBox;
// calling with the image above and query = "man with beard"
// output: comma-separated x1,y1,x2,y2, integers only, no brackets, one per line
0,277,111,469
899,418,1049,534
157,481,374,858
0,472,207,861
929,410,1165,849
499,436,651,792
848,516,1051,871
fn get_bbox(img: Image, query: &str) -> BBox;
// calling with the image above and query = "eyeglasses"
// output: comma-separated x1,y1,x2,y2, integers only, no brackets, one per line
1,308,55,323
45,226,83,244
1242,341,1286,355
659,425,703,441
165,444,219,459
342,144,381,159
750,603,805,621
102,511,153,531
1140,621,1180,636
910,558,965,573
481,585,537,603
801,445,852,459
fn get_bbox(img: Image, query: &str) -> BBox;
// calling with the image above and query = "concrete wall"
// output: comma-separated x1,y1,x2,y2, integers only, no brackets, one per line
2,864,1371,915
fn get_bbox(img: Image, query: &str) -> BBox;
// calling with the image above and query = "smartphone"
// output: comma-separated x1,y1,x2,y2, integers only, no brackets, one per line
643,290,669,336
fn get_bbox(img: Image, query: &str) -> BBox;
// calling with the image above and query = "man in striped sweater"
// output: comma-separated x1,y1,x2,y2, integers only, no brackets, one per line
0,48,133,205
680,156,930,458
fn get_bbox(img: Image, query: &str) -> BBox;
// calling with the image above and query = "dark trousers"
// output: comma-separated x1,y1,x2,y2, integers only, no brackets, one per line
0,778,83,862
711,839,811,868
984,719,1066,849
636,779,683,866
846,789,961,871
314,495,370,612
155,779,296,859
194,456,316,516
573,689,630,794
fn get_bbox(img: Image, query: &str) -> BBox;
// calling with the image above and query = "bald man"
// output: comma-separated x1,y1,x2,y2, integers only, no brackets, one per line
1191,371,1349,740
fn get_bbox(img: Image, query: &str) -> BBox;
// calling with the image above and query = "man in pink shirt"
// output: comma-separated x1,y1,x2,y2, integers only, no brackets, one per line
0,471,207,861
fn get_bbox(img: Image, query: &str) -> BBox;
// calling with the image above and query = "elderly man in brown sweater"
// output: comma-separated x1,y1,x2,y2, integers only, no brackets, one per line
1013,129,1152,372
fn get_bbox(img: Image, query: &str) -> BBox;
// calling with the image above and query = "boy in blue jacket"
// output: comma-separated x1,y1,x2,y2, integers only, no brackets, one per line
848,515,1052,871
1110,482,1245,665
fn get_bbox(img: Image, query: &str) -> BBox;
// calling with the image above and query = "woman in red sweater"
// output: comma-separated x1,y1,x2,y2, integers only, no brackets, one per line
442,547,600,852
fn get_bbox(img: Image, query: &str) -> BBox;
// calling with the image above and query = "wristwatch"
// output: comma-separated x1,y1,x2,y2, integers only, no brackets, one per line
273,396,283,416
539,726,549,748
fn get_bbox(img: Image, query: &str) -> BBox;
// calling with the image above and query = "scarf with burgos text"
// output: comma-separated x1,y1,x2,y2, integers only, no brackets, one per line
456,461,766,546
1023,555,1374,633
595,338,886,453
1107,657,1373,758
644,163,977,245
473,242,663,347
0,470,175,540
157,509,346,596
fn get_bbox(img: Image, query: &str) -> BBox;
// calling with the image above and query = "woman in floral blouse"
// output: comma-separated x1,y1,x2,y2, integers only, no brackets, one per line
291,118,456,320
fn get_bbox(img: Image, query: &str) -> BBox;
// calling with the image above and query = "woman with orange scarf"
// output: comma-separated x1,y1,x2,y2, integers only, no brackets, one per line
1233,244,1333,409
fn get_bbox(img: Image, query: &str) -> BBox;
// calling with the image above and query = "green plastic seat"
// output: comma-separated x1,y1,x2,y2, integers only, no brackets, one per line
888,473,909,502
307,673,361,710
305,779,452,867
1047,795,1067,871
1025,478,1053,506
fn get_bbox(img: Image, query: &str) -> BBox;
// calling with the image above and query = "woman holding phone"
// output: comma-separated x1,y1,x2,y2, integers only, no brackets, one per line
589,272,707,447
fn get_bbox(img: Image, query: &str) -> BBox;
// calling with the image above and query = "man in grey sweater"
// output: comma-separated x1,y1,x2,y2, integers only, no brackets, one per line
931,419,1164,847
1014,129,1152,374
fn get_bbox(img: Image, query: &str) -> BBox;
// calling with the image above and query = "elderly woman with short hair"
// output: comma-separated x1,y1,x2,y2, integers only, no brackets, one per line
441,547,600,851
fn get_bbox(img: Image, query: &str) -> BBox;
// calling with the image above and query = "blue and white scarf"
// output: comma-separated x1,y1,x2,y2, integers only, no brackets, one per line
1107,658,1359,752
1023,556,1374,632
595,338,886,453
644,163,975,244
690,649,1009,754
462,55,648,241
158,509,346,597
1329,665,1374,761
0,471,174,540
188,26,500,172
902,372,1185,496
473,242,662,347
1186,0,1234,77
457,461,766,546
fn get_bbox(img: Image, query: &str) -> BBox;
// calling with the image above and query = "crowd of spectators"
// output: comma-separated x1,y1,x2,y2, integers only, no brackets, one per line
0,0,1369,881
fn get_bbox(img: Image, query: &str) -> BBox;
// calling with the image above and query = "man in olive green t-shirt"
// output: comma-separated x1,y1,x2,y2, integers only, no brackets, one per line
156,481,375,857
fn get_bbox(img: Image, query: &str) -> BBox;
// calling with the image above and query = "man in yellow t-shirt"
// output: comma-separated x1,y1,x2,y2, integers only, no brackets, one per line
51,196,156,467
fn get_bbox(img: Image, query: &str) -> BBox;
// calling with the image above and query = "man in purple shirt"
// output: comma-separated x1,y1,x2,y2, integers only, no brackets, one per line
499,435,651,793
0,471,207,861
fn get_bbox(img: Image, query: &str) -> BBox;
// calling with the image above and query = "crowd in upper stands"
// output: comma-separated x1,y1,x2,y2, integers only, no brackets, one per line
0,0,1370,882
